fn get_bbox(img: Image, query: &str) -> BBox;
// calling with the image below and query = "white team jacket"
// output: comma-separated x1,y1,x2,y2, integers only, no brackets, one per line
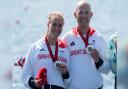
22,38,71,89
62,27,110,89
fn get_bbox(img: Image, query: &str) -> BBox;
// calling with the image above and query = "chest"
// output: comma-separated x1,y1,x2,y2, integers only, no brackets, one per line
32,45,67,62
67,36,100,56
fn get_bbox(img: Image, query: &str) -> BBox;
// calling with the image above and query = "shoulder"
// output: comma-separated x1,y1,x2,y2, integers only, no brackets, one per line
62,27,79,39
58,39,68,48
61,27,78,44
89,27,106,44
90,28,104,40
62,31,73,39
29,38,45,50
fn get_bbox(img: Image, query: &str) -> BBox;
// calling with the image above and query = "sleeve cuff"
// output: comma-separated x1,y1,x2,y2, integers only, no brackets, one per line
28,76,42,89
95,58,104,69
62,71,70,79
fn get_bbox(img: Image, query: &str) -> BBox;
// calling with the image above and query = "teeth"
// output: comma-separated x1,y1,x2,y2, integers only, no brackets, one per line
82,20,86,21
80,19,87,22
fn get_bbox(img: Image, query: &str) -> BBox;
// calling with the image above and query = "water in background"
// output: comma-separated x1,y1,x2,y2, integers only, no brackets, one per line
0,0,128,89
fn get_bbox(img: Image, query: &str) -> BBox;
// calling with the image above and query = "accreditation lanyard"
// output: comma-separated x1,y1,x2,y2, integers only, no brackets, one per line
77,27,90,48
45,36,58,62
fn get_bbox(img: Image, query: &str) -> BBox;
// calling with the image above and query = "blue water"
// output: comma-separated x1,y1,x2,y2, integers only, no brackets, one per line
0,0,128,89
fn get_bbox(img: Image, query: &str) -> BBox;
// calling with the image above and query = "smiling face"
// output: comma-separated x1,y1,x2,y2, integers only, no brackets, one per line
74,2,93,28
47,13,64,38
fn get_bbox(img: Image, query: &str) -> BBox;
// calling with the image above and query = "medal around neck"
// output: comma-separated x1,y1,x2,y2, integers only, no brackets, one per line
54,52,67,68
54,60,67,68
86,44,94,54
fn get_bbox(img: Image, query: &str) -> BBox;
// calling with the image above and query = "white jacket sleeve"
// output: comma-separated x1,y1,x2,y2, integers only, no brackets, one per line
96,36,110,75
63,47,71,87
22,45,34,88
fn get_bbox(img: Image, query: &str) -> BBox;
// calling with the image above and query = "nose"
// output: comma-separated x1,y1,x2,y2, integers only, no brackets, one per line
81,14,87,18
82,13,88,17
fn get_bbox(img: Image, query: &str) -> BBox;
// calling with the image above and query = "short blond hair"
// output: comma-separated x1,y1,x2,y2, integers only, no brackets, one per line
48,12,64,24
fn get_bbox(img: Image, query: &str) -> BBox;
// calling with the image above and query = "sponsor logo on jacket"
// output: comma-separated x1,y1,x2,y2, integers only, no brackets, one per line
70,49,88,56
37,53,67,63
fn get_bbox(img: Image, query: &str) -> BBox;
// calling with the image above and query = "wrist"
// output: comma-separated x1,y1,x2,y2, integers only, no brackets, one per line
28,77,42,89
62,71,70,79
95,57,103,69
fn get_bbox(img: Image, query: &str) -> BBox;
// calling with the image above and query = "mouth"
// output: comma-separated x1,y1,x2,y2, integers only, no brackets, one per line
53,31,61,36
80,19,88,23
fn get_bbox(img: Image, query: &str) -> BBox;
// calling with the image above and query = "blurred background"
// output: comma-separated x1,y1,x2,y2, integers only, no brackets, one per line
0,0,128,89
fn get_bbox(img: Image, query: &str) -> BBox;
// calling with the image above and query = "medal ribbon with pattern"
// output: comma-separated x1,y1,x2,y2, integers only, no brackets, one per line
45,36,58,62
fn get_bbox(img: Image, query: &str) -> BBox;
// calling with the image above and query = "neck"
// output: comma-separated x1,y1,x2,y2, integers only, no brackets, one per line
78,25,89,34
47,35,58,45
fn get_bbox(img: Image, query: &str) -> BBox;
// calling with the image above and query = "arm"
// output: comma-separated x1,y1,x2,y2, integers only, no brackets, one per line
57,64,71,87
22,45,41,89
95,36,110,74
91,35,110,74
59,37,71,87
62,47,71,87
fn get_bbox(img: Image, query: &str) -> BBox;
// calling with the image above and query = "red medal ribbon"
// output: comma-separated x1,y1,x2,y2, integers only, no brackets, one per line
77,27,90,47
45,36,58,62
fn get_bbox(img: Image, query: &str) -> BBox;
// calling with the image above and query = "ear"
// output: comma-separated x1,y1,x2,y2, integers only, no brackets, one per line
47,21,50,28
90,12,93,18
74,12,76,18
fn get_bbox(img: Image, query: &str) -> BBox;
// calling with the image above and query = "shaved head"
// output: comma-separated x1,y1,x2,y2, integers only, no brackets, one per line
75,0,91,12
74,0,93,30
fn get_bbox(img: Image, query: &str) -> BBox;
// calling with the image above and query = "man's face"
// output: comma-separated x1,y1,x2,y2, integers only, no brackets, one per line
74,4,92,27
48,17,64,38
